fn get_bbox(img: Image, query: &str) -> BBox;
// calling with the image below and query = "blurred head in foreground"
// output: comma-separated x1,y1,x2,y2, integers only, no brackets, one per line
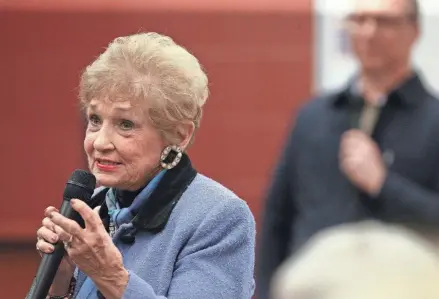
271,221,439,299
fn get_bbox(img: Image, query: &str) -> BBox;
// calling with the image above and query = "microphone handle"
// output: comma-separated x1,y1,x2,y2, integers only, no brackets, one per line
26,199,80,299
359,104,381,136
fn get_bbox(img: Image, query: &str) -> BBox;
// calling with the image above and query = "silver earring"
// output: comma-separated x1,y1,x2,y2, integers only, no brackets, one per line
160,145,183,169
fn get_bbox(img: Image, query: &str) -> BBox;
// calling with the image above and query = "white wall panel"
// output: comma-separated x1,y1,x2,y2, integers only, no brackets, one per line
313,0,439,94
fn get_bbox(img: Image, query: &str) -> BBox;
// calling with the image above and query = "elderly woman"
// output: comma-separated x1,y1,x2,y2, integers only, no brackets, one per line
271,221,439,299
34,32,255,299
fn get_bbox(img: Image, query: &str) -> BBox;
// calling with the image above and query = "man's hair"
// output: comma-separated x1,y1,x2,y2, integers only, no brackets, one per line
408,0,420,23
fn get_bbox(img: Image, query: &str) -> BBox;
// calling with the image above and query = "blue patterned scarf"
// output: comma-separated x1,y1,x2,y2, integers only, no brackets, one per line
106,170,167,236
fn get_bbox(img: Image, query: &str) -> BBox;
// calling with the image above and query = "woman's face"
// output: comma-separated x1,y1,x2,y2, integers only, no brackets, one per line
84,98,166,191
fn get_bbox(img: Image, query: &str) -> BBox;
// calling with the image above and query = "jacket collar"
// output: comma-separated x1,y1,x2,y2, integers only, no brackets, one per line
332,72,427,108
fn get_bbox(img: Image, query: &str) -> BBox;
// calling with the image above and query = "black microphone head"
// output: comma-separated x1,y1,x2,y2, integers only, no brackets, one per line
63,169,96,202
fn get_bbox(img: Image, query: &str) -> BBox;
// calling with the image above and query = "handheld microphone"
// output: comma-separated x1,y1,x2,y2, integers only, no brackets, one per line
359,103,381,135
26,170,96,299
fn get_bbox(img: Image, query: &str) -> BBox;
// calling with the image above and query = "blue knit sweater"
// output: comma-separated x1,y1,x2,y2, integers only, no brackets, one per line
74,174,256,298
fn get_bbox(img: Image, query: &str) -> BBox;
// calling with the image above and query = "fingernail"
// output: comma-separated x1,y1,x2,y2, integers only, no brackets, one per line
52,236,58,242
49,212,54,218
71,199,77,206
48,245,54,252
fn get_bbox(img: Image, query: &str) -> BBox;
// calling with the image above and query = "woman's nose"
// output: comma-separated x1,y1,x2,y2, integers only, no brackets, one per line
93,128,115,152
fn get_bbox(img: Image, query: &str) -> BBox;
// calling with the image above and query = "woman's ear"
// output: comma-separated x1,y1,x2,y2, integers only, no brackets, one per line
176,121,196,150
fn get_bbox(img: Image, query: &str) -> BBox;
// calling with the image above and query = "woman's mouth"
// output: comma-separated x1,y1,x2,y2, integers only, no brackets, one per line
95,159,121,171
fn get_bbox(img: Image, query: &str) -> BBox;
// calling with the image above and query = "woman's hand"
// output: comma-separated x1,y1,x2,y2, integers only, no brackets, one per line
36,207,76,294
49,199,129,298
37,207,76,274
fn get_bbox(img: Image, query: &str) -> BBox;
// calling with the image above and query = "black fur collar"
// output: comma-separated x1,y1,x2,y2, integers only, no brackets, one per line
96,154,197,233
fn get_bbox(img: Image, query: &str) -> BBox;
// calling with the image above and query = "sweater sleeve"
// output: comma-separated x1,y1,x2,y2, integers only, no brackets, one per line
120,199,256,299
377,170,439,225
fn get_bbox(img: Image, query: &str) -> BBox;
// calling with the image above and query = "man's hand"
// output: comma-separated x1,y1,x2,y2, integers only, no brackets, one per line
339,129,386,195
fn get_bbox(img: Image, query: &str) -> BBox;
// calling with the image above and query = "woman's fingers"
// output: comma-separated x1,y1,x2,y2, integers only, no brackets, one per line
50,212,83,239
36,226,56,254
53,224,74,242
36,239,54,254
71,199,102,231
37,226,58,244
36,206,64,255
40,214,73,243
44,206,59,218
42,217,56,231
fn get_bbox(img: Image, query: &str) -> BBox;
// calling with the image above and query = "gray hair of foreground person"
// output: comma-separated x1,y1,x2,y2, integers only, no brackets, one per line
271,221,439,299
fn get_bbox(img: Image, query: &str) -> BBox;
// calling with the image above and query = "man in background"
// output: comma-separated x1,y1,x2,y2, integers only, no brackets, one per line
257,0,439,298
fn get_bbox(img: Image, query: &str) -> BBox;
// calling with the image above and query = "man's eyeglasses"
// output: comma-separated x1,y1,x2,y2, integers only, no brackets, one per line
344,13,416,30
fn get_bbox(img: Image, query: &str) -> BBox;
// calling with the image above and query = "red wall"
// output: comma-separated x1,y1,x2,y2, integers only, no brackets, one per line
0,2,313,297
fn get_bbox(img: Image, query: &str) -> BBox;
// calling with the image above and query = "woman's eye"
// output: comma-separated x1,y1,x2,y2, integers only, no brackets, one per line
88,114,101,126
119,120,134,130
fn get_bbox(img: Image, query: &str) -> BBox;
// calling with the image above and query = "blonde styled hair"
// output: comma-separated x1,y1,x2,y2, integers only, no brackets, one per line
79,32,209,144
271,221,439,299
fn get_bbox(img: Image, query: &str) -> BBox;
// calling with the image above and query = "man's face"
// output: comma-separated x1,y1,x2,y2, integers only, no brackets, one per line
346,0,419,71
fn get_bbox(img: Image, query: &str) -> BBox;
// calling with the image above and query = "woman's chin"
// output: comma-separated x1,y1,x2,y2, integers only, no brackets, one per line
94,173,121,188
